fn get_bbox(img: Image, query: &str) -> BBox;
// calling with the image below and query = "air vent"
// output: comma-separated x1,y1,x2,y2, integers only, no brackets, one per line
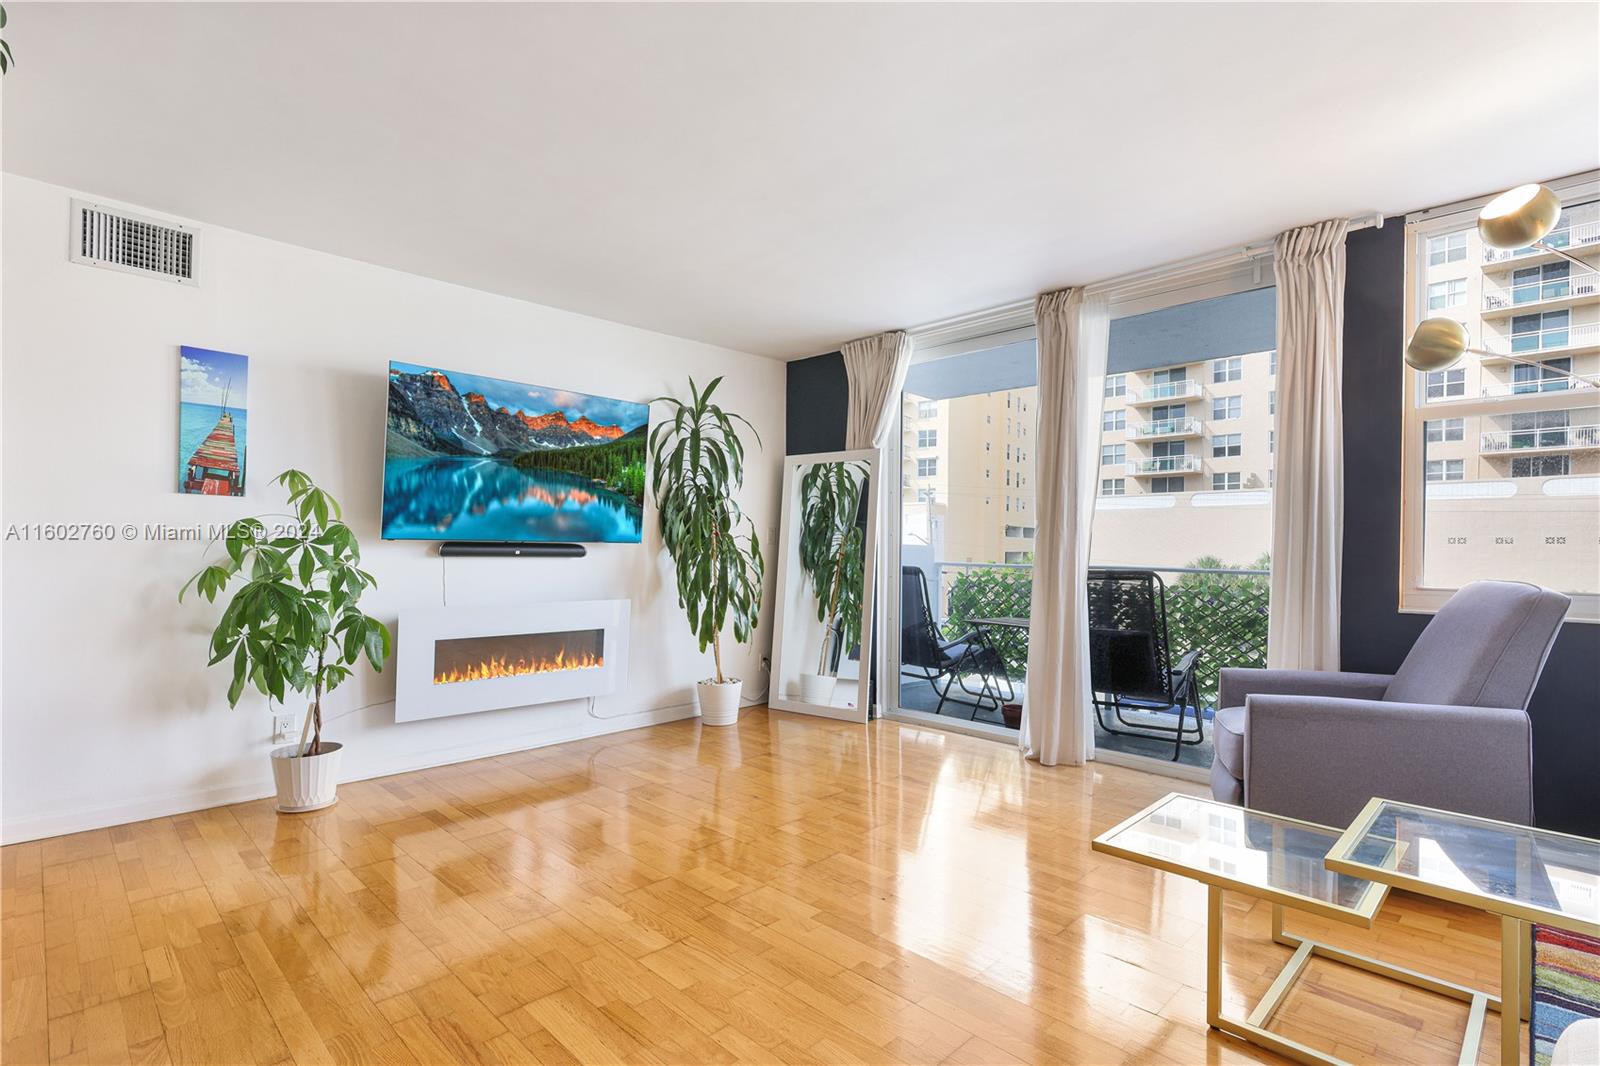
70,199,200,285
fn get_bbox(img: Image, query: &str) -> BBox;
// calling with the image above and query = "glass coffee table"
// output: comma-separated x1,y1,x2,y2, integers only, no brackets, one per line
1094,793,1508,1066
1326,798,1600,1066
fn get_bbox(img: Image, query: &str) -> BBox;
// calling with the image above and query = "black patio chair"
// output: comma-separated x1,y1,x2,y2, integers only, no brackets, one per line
899,565,1013,719
1086,567,1203,760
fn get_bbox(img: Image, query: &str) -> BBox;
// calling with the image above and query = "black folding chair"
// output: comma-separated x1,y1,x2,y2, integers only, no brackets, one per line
899,565,1014,718
1086,568,1203,760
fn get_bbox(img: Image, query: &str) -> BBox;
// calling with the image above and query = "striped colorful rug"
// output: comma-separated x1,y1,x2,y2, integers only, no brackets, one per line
1533,925,1600,1066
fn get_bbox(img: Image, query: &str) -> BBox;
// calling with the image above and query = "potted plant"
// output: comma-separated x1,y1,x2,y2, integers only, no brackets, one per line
649,377,764,726
181,470,391,812
796,461,865,704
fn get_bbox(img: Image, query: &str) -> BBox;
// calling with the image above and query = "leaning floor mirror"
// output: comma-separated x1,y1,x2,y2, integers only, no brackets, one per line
769,448,879,723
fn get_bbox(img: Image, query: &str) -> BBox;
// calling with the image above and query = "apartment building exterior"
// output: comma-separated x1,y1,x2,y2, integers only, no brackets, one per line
1416,199,1600,483
902,389,1038,565
1410,196,1600,595
902,348,1278,570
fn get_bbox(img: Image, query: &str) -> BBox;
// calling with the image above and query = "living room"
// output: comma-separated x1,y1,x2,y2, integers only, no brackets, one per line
1,5,1597,1066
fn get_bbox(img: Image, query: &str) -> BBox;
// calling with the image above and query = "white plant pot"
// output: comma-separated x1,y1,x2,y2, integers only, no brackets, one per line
799,672,837,705
696,678,743,726
270,741,342,813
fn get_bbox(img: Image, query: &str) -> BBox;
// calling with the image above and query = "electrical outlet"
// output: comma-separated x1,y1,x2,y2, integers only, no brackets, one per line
272,714,297,743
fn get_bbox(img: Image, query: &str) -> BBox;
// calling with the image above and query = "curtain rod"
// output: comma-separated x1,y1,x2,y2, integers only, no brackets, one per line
906,210,1383,344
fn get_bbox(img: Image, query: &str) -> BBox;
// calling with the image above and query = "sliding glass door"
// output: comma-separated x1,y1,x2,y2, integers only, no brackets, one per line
889,277,1278,775
893,333,1038,735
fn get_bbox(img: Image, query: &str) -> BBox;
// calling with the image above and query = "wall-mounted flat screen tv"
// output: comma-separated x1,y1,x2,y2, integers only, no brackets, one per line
382,361,649,543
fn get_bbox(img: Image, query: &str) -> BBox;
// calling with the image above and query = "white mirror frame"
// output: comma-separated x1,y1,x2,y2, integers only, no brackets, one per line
768,448,879,724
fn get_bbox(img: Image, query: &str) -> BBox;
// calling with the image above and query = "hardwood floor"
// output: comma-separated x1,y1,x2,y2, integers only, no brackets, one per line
2,708,1515,1065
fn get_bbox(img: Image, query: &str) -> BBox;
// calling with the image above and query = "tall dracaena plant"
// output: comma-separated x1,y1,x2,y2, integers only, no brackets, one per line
798,462,865,677
649,377,764,685
180,470,391,756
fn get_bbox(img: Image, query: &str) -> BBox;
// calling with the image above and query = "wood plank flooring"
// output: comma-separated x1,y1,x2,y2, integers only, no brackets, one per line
2,708,1516,1065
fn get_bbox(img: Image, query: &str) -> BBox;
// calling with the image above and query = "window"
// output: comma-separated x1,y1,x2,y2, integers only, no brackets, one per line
1212,356,1243,383
1212,472,1241,491
916,457,938,477
1100,478,1125,496
1402,182,1600,618
1269,351,1277,376
1212,396,1242,421
1100,444,1124,466
1424,459,1464,482
1512,358,1573,394
1424,368,1465,400
1268,429,1275,454
1212,433,1242,457
1511,310,1571,354
1104,374,1126,397
1268,390,1275,415
1102,409,1125,431
1426,231,1468,265
1510,455,1571,478
1426,278,1468,310
916,487,935,503
1003,550,1029,563
1150,476,1185,494
1151,440,1186,458
916,400,938,418
1153,367,1187,384
916,429,938,448
1424,418,1464,443
1150,403,1187,422
1510,261,1571,304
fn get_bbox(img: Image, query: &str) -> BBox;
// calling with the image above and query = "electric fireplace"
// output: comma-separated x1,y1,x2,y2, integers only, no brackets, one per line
395,600,629,722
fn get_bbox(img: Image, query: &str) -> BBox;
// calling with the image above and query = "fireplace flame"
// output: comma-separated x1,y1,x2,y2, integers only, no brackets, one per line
433,648,603,685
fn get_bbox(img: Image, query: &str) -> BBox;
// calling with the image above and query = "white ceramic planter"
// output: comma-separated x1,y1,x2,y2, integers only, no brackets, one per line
696,678,743,726
798,672,837,705
270,741,343,813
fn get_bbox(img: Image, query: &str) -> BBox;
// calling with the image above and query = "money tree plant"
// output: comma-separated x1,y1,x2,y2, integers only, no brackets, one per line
180,470,391,755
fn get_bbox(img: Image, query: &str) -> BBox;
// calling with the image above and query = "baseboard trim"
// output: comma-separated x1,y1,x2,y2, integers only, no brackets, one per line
0,704,696,845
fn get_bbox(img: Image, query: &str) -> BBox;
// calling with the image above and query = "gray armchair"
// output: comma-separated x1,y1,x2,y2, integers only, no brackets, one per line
1211,580,1570,828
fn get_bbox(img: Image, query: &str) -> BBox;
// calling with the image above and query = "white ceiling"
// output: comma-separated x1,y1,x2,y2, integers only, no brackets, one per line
4,3,1597,359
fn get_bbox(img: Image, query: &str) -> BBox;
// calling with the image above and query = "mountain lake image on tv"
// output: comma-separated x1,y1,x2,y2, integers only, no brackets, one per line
382,362,649,543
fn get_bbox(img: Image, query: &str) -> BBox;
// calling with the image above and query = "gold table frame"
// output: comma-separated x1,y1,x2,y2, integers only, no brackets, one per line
1325,797,1600,1066
1093,794,1509,1066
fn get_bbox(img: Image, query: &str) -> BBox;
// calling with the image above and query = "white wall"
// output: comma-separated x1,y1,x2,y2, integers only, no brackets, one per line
0,174,786,843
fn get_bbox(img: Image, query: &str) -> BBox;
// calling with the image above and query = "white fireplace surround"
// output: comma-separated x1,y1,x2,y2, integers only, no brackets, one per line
395,600,630,723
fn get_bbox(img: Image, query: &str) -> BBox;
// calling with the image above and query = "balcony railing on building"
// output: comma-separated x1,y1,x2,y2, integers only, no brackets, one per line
1482,268,1599,312
1128,379,1204,405
1480,424,1600,454
1130,416,1203,440
1483,221,1600,264
925,561,1269,710
1128,454,1203,475
1481,322,1600,363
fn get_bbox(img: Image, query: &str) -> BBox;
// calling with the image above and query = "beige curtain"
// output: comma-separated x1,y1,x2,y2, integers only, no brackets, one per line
1022,289,1108,765
1268,219,1348,671
841,331,913,716
842,332,913,450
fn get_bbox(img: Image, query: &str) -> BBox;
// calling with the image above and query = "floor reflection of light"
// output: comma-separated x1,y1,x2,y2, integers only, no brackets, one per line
892,731,1034,995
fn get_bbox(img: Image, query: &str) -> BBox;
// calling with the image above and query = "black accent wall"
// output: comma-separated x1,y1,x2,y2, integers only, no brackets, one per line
785,351,848,455
786,232,1598,834
1340,220,1599,837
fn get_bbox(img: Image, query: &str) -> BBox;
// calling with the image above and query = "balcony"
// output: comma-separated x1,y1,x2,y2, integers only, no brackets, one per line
1481,269,1599,318
1480,377,1597,398
1480,322,1600,363
1130,416,1203,440
1479,424,1600,455
898,560,1271,768
1483,221,1600,266
1127,455,1202,476
1127,379,1203,405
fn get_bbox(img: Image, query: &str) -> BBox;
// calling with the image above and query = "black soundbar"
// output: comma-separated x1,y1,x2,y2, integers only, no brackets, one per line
438,542,587,558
